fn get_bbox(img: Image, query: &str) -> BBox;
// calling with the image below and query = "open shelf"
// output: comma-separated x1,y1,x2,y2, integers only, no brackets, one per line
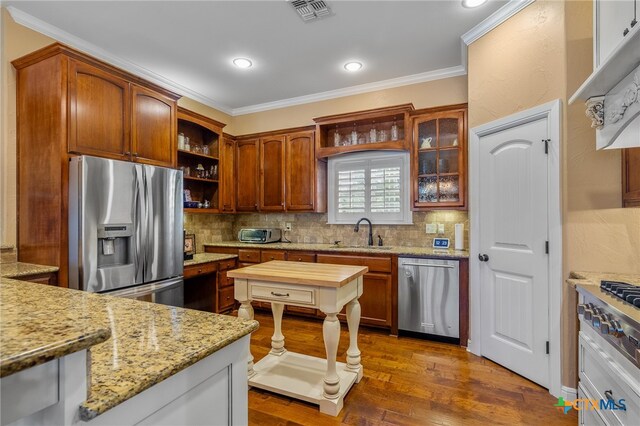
184,208,220,214
178,149,219,161
184,176,219,183
314,104,414,158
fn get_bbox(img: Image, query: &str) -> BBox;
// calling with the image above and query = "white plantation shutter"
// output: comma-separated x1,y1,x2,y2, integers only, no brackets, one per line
328,152,411,224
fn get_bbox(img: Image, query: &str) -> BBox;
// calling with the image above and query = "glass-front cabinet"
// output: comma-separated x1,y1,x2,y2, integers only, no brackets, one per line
411,106,467,210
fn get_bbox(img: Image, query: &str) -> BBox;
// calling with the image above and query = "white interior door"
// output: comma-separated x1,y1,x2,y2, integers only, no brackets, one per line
478,117,550,388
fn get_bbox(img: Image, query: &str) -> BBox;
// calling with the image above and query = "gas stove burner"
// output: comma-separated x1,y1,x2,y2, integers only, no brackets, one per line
600,280,640,308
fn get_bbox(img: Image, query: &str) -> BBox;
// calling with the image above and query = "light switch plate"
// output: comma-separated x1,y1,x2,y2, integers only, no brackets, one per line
425,223,437,234
438,223,445,234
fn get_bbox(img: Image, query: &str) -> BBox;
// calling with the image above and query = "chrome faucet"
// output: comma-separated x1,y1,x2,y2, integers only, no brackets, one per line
354,218,374,246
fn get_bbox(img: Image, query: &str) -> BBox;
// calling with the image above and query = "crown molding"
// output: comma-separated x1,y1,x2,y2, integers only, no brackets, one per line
7,6,235,115
461,0,535,46
230,65,467,115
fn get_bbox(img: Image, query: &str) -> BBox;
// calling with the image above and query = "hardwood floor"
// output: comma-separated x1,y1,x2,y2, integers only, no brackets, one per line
247,311,577,425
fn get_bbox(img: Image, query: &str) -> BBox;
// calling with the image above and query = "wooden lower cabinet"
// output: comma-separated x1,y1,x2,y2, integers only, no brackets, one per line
349,272,392,328
218,286,236,312
184,258,237,313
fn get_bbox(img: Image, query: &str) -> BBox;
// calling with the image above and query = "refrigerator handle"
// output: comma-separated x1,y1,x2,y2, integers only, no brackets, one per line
144,167,152,280
134,166,144,283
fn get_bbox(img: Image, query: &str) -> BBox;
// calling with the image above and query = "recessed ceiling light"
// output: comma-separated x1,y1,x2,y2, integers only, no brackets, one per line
462,0,488,8
233,58,253,69
344,61,363,72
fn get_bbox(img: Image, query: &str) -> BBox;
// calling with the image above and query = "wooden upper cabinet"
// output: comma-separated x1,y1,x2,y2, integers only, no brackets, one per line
286,131,315,211
623,148,640,207
411,105,467,210
259,136,286,211
131,84,176,168
236,139,259,212
68,59,130,160
220,137,236,213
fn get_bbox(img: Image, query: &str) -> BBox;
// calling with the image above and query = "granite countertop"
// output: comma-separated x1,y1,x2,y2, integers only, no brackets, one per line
183,252,237,267
0,261,59,278
0,278,111,378
204,241,469,259
566,271,640,288
0,277,258,421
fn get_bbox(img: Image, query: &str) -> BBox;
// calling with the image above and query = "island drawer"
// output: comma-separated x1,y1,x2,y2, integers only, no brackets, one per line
238,249,261,263
261,250,287,262
218,258,237,271
184,262,217,278
316,254,391,273
250,284,315,305
287,252,316,263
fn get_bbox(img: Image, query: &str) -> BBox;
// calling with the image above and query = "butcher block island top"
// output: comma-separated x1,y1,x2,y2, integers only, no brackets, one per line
227,260,368,287
0,277,258,421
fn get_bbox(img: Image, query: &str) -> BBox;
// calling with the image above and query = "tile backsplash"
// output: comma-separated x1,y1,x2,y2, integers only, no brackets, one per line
185,211,469,252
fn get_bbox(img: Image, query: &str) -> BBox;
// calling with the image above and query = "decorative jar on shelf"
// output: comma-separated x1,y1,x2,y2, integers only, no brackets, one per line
178,133,185,150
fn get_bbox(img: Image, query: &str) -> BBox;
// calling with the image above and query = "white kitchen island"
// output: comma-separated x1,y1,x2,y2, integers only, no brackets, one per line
229,261,368,416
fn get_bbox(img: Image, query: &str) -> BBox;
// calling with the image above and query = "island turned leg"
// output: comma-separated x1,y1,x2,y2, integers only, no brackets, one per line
270,302,286,356
237,300,256,378
322,312,341,400
345,298,363,382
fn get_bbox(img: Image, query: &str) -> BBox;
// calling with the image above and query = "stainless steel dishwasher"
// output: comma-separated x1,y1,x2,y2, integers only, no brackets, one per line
398,257,459,338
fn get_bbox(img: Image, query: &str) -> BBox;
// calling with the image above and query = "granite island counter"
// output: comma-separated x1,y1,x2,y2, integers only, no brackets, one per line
0,277,258,425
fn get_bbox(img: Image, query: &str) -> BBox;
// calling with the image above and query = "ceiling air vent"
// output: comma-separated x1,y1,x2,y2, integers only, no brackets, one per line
289,0,332,22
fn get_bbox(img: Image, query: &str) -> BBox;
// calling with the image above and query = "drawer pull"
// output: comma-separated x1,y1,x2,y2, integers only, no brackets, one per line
270,257,275,260
198,269,202,273
271,292,290,297
603,390,626,410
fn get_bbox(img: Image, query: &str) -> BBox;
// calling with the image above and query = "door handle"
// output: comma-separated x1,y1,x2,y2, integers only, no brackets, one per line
478,254,489,262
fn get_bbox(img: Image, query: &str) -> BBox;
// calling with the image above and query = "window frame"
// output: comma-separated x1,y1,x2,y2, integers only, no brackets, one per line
327,151,412,225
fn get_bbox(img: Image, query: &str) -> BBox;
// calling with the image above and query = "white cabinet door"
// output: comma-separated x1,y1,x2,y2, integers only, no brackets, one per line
596,0,636,67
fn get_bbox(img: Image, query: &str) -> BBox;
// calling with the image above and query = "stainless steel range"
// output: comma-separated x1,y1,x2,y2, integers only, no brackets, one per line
577,281,640,368
575,278,640,425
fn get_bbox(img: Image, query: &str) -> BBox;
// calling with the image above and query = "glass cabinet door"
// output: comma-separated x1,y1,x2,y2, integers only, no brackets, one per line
412,109,466,209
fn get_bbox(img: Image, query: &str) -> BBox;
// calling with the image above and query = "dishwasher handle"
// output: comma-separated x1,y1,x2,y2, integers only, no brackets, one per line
401,262,455,269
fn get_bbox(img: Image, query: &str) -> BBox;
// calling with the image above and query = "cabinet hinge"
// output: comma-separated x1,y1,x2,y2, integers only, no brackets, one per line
546,341,550,354
545,241,549,254
542,139,549,154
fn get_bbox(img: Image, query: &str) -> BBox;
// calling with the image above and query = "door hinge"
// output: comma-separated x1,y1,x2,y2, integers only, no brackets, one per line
545,241,549,254
542,139,550,154
546,341,550,354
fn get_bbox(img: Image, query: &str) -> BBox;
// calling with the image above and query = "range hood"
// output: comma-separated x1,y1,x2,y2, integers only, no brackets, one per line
570,26,640,150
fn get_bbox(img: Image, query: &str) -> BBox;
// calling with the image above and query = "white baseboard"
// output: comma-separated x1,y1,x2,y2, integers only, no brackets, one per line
561,386,578,400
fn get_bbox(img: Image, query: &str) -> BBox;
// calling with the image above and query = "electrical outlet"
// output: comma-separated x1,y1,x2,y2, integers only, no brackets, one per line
284,223,292,232
438,223,445,234
425,223,437,234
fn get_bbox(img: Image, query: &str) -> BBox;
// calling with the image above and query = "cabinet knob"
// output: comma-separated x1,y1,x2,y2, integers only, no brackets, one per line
623,27,629,36
632,18,637,28
198,269,202,273
133,152,138,157
124,151,131,156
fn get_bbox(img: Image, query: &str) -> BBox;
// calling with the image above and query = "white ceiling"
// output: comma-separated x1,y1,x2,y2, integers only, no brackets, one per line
7,1,507,114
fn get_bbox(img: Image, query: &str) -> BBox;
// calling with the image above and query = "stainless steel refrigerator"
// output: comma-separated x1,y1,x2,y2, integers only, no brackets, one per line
69,155,184,307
